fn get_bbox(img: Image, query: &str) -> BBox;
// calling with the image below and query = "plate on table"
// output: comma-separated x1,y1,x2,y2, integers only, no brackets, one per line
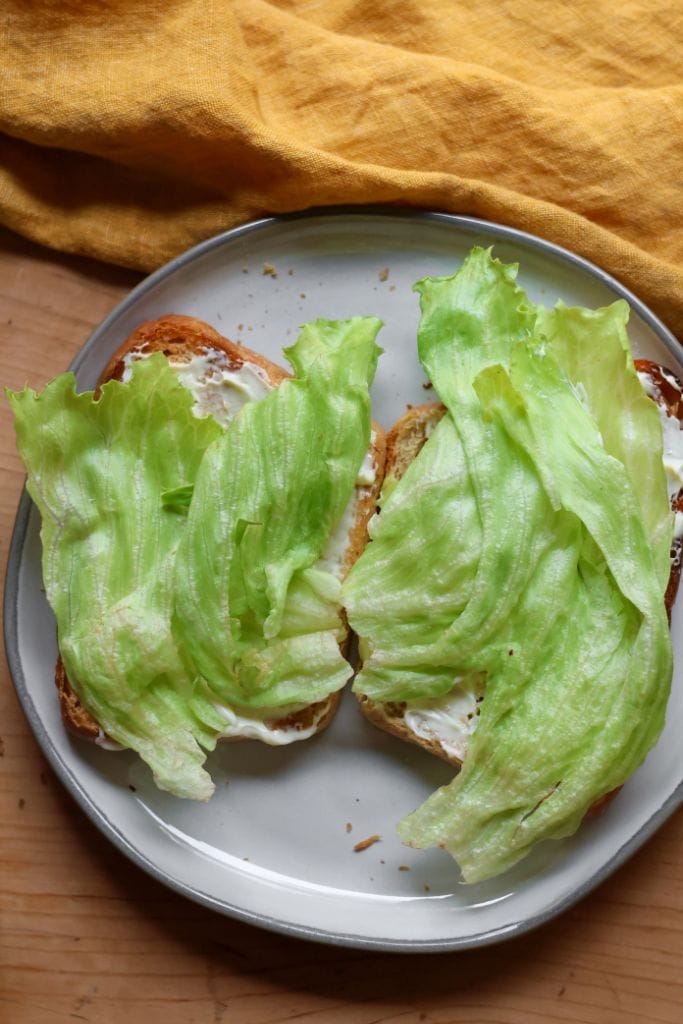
5,208,683,952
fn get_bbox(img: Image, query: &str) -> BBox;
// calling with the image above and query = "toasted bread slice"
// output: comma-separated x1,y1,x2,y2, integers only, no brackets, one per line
58,314,386,749
356,362,683,771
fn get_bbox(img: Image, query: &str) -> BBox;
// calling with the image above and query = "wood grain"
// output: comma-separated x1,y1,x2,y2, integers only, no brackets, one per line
1,225,682,1024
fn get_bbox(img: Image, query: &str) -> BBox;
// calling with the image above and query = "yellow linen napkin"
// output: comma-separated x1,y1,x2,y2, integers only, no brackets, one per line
1,1,681,335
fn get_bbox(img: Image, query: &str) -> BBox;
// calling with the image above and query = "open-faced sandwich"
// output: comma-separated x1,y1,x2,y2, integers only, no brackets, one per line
9,314,385,799
9,248,681,886
342,248,683,883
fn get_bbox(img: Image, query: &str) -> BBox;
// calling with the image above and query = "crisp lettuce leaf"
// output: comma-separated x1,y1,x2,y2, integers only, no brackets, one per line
346,250,545,700
10,317,382,797
172,317,382,709
535,301,671,587
9,357,225,799
343,248,674,882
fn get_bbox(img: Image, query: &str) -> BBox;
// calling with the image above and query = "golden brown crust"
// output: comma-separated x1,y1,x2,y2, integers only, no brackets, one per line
58,314,379,748
269,690,341,735
56,657,101,741
384,402,446,483
357,370,683,783
340,422,387,580
100,313,290,388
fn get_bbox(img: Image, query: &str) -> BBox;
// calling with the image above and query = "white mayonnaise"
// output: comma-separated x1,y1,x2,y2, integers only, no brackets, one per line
637,370,683,499
95,728,123,751
122,347,273,427
403,684,483,763
356,446,377,487
674,512,683,540
214,702,327,744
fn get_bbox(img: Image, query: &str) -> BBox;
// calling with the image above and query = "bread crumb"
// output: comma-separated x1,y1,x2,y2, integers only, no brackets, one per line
345,822,353,833
380,859,385,864
379,267,390,282
242,267,249,274
128,785,137,793
354,834,381,852
389,285,396,292
422,381,433,390
262,263,278,278
424,884,431,892
398,865,410,872
406,403,413,410
300,293,306,299
288,268,294,276
237,324,244,331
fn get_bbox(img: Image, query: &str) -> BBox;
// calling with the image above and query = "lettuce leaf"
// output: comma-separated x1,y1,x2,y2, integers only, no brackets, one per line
172,317,382,709
535,301,672,587
11,317,382,798
343,248,673,882
9,357,225,799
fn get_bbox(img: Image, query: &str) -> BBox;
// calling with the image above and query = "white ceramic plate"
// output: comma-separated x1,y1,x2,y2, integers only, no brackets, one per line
5,209,683,952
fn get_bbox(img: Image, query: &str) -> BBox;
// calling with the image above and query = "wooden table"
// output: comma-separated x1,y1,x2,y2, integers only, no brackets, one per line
1,224,682,1024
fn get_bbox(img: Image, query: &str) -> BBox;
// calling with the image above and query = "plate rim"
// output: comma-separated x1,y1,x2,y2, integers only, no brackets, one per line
4,206,683,953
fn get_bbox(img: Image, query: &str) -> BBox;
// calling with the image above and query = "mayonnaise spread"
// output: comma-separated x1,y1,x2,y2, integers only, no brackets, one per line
95,728,123,751
637,369,683,501
122,348,272,427
403,683,483,763
214,702,328,745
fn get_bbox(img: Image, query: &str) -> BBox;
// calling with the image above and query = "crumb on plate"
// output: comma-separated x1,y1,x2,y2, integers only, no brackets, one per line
353,834,382,852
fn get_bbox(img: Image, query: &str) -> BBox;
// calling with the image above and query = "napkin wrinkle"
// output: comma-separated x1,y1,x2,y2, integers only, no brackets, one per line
1,0,681,337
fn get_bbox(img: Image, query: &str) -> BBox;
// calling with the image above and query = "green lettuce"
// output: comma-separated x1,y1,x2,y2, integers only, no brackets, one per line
9,316,382,800
172,317,382,709
9,356,225,799
343,248,673,882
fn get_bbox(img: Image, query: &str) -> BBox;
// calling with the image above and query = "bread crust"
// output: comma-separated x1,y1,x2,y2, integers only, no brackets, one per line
99,313,291,389
357,364,683,792
384,402,446,482
57,314,385,749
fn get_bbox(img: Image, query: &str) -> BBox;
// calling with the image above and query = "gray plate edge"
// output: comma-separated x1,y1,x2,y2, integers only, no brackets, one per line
4,206,683,953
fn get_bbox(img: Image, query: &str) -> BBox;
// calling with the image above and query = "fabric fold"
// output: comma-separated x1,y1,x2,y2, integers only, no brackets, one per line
1,0,681,334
